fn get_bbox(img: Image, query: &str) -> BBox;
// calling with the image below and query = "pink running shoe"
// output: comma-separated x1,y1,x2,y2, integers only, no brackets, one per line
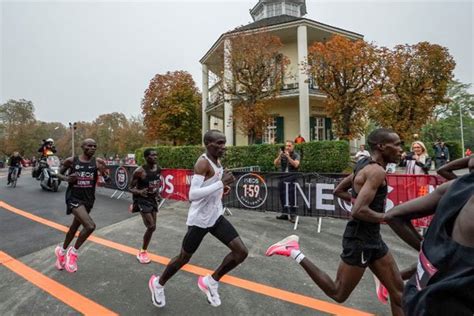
137,251,151,264
65,247,78,273
373,275,389,304
54,246,65,270
265,235,300,257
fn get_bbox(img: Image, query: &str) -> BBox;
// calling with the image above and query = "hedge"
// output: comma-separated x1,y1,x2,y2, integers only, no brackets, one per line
135,140,350,173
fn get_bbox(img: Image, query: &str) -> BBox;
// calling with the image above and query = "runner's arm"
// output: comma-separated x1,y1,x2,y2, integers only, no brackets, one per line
437,157,471,180
333,174,352,202
387,218,422,251
129,168,147,196
188,159,223,201
351,167,385,223
96,158,111,183
57,157,74,182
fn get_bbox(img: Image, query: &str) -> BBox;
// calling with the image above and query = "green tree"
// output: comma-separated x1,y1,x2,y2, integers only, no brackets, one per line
142,71,202,146
422,80,474,150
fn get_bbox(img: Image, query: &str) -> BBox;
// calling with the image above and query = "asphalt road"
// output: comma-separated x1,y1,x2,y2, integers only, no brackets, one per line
0,169,418,315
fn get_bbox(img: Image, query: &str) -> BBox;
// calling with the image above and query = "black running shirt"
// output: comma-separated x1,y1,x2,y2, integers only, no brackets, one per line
65,156,98,205
343,157,388,246
132,165,161,204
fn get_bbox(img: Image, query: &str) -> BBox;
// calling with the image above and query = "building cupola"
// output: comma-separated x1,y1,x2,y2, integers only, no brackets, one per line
250,0,307,21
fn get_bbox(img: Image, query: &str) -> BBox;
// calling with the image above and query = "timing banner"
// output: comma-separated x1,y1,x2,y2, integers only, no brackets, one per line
103,166,444,221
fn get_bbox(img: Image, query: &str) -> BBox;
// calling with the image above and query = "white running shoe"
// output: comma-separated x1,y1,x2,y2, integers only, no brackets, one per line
148,275,165,308
198,275,221,307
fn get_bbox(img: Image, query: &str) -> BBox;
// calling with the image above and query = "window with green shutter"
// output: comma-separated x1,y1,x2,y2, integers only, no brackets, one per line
325,118,332,140
276,116,284,143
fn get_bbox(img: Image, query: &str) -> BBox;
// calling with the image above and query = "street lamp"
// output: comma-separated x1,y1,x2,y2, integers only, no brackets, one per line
459,104,465,158
68,122,77,156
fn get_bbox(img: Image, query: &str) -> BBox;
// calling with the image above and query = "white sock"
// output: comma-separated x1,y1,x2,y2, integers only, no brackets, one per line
290,249,305,264
155,276,163,288
207,275,218,286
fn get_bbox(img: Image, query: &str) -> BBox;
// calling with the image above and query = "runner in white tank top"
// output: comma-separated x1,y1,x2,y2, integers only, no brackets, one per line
186,154,224,228
148,130,248,309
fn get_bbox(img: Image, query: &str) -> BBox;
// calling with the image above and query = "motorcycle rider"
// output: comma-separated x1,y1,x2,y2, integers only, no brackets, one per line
34,138,57,179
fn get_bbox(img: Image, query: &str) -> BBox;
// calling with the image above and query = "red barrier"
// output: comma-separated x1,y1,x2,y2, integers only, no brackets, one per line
160,169,192,201
386,174,445,228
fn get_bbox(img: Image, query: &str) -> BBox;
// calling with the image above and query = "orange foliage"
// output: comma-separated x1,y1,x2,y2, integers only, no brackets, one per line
369,42,455,140
307,35,384,139
141,71,201,145
221,31,289,143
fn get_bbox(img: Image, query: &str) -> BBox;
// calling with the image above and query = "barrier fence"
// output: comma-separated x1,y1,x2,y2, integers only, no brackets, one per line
103,165,444,227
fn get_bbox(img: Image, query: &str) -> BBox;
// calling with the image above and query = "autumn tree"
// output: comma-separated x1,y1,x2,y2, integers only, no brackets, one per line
142,71,201,146
115,115,148,156
307,35,385,139
220,31,289,144
370,42,455,140
0,99,37,156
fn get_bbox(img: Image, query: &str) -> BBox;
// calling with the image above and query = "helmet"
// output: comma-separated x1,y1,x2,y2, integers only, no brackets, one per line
45,138,54,143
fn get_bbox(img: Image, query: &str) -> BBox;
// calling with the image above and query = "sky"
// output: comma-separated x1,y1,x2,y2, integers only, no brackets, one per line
1,0,473,124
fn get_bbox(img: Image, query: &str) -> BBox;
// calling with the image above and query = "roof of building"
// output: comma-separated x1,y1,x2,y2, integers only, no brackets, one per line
200,15,363,63
228,15,303,33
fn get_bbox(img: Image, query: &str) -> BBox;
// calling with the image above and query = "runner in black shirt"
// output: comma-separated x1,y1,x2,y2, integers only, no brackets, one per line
129,148,161,264
385,156,474,315
53,138,109,273
266,128,405,316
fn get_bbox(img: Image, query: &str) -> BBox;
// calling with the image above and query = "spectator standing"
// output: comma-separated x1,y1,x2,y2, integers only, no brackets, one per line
294,134,306,144
355,144,370,162
400,141,432,175
433,140,450,168
274,140,300,223
465,148,472,157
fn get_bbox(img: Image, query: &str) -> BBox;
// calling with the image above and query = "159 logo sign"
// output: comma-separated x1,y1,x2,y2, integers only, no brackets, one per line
235,173,268,208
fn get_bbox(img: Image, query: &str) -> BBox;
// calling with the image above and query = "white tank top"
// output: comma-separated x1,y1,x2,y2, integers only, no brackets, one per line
186,154,224,228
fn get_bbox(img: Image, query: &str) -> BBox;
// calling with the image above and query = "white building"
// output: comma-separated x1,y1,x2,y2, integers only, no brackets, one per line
200,0,365,148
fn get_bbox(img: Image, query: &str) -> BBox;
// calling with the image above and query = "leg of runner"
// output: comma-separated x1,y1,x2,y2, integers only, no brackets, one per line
211,237,248,281
72,206,96,250
369,252,404,316
266,235,365,303
137,212,156,264
148,248,193,308
55,217,81,270
159,248,193,285
63,206,95,273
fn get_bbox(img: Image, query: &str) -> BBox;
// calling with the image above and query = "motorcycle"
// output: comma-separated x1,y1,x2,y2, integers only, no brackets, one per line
39,156,61,192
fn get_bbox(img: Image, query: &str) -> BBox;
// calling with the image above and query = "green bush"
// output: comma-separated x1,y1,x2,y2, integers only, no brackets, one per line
136,140,350,173
444,141,462,160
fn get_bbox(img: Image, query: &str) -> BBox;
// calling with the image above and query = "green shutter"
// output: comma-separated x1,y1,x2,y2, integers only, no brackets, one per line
325,118,332,140
310,117,316,141
276,116,284,144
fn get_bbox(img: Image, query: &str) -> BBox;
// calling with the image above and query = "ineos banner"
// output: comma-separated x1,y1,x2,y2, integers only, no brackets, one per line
104,166,443,222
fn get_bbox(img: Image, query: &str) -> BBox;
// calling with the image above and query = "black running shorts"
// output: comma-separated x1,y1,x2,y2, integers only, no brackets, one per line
182,216,240,254
66,198,93,215
340,237,388,268
132,199,158,214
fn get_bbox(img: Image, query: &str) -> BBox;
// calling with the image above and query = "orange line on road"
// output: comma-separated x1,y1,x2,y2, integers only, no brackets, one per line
0,200,373,316
0,250,117,316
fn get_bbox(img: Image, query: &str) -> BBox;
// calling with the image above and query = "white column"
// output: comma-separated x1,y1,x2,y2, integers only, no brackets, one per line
223,38,234,146
297,25,310,141
201,64,209,142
